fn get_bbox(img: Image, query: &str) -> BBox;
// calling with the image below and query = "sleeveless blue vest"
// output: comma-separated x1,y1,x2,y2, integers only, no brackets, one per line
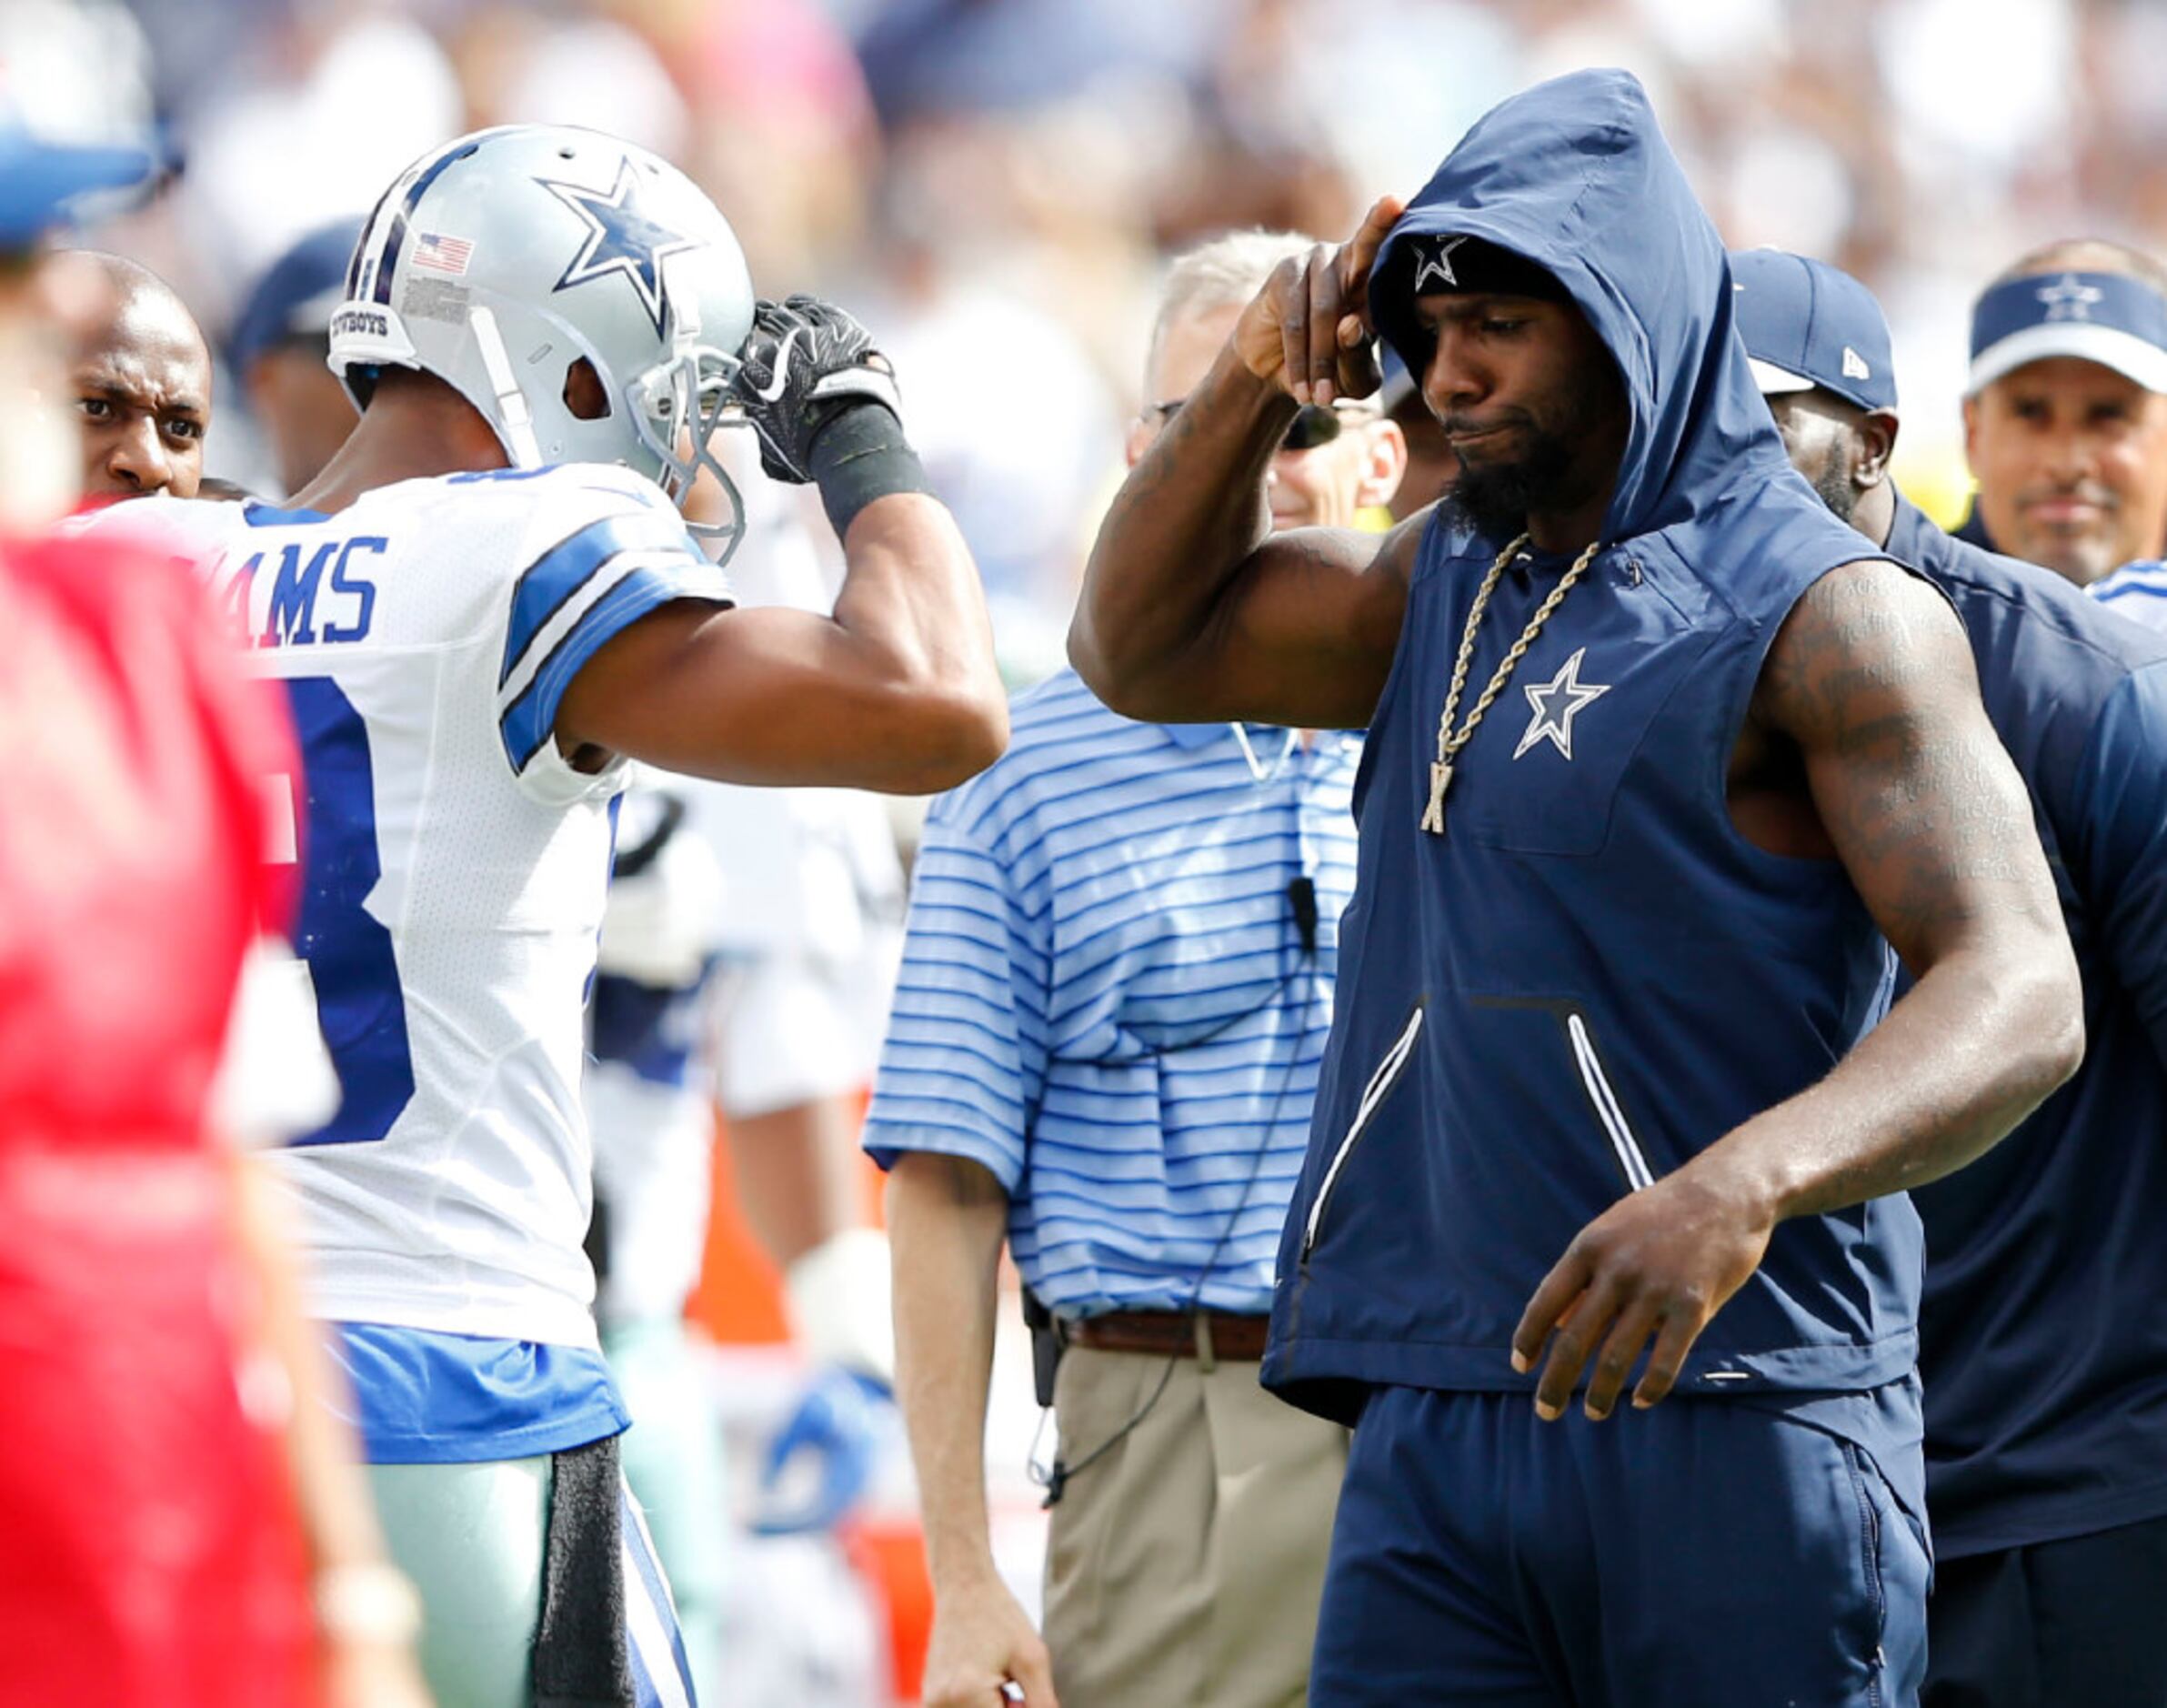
1262,69,1921,1422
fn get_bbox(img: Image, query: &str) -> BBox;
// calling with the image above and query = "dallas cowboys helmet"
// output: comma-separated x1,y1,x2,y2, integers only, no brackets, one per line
332,125,754,549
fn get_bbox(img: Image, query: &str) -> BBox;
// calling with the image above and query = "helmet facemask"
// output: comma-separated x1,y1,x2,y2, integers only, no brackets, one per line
628,337,749,565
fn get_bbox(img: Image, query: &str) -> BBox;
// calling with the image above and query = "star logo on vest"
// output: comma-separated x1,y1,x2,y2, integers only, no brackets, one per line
2036,274,2103,323
1413,236,1470,294
539,161,701,337
1513,647,1610,761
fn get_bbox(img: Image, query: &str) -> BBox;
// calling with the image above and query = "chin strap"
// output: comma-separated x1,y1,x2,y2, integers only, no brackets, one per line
468,305,544,468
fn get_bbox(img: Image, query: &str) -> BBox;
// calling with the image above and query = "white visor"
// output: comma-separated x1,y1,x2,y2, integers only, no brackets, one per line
1968,322,2167,397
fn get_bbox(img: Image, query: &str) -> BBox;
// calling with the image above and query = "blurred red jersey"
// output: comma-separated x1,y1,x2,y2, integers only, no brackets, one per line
0,529,314,1706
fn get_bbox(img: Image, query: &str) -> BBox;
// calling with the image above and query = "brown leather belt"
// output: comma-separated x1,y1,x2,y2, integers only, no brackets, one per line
1063,1309,1270,1362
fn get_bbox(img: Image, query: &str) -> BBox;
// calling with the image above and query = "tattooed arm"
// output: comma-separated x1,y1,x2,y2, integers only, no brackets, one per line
1069,197,1423,730
1722,560,2082,1205
1512,559,2082,1422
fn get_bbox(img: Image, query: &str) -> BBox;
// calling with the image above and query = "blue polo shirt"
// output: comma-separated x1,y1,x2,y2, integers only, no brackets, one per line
862,669,1360,1319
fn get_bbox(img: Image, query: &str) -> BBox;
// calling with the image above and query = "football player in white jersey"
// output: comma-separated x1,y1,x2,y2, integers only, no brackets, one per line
85,125,1005,1708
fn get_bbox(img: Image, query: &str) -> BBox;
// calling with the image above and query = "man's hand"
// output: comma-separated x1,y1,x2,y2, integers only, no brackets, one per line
1232,195,1405,408
730,293,904,484
1510,1160,1776,1421
921,1572,1058,1708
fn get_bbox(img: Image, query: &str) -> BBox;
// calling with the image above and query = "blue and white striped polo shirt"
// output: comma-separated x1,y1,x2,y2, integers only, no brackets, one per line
2093,558,2167,630
863,668,1361,1319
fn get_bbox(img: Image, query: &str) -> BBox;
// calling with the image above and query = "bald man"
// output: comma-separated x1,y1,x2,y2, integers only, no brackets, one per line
56,250,212,501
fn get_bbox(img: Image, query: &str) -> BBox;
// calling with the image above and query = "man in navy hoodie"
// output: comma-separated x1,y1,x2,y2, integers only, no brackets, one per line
1736,246,2167,1708
1071,71,2083,1707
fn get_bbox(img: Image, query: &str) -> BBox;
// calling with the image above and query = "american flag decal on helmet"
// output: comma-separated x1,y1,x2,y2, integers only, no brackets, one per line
414,232,474,276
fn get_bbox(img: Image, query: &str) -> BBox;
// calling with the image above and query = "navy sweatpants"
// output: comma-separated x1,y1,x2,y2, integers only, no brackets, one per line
1309,1385,1930,1707
1923,1511,2167,1707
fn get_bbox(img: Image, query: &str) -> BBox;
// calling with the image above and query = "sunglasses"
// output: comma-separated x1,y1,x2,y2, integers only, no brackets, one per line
1146,398,1373,451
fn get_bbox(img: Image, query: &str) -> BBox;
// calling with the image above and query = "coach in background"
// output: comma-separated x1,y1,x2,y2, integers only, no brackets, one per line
1737,247,2167,1708
1956,239,2167,585
228,220,364,496
869,230,1403,1708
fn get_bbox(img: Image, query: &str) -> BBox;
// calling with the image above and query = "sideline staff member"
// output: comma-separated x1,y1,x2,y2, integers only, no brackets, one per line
1737,246,2167,1708
1957,238,2167,585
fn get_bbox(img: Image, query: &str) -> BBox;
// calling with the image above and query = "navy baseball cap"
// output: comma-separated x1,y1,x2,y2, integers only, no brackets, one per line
1730,247,1897,414
229,219,365,373
1967,266,2167,396
0,119,155,250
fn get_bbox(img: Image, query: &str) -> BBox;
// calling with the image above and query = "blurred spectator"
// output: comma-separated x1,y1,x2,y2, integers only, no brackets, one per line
1956,237,2167,583
452,8,687,159
173,9,462,309
52,249,211,501
227,220,361,497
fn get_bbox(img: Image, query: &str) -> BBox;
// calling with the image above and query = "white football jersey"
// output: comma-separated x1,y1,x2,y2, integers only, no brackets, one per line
93,465,728,1347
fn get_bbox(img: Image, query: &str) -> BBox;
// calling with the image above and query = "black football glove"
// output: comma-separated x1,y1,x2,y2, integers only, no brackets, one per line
731,294,906,485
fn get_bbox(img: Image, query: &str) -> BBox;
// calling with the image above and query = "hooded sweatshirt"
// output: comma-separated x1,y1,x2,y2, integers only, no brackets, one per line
1262,70,1919,1425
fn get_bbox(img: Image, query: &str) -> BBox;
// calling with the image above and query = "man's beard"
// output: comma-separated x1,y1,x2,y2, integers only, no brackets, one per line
1809,454,1860,527
1443,417,1583,540
1440,388,1619,541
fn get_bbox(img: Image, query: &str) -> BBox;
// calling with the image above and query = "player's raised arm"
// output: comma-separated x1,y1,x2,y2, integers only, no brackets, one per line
1069,195,1420,732
558,296,1006,795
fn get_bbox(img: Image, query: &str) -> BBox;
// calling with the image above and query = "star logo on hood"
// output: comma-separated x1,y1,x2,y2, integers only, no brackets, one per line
1513,647,1610,761
1413,235,1470,294
2036,274,2103,323
539,161,700,337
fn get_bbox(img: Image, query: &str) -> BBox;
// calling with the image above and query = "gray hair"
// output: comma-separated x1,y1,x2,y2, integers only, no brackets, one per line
1145,228,1318,388
1996,237,2167,299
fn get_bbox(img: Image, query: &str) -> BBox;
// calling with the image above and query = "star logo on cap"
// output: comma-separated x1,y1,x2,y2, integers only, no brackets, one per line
2036,273,2104,323
1513,647,1610,762
539,160,700,337
1414,235,1470,293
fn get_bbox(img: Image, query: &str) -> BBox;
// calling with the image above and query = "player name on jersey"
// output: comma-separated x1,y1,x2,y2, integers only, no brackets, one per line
222,532,383,648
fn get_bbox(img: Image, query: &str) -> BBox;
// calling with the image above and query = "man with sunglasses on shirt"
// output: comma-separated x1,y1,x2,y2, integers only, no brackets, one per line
871,229,1405,1708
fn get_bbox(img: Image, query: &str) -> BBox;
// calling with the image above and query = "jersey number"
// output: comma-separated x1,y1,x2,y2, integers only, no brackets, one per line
276,677,416,1146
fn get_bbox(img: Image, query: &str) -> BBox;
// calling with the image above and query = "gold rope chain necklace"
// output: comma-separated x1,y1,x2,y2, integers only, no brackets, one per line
1420,532,1604,834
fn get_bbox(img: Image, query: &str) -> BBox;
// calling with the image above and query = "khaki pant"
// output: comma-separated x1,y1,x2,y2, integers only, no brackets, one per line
1043,1342,1349,1708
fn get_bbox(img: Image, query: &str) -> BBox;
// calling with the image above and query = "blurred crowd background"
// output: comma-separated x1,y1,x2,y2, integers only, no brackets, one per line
23,0,2166,679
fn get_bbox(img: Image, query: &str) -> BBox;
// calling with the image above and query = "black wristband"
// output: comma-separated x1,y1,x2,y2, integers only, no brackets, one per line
807,399,934,538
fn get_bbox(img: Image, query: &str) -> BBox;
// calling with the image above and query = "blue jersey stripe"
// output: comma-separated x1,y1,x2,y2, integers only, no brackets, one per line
863,669,1361,1316
498,559,721,771
501,511,703,688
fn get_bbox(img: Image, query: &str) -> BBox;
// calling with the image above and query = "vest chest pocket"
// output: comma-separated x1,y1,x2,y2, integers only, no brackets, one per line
1432,581,1718,859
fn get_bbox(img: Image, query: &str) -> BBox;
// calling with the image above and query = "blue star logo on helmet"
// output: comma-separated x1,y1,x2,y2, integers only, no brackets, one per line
538,159,700,337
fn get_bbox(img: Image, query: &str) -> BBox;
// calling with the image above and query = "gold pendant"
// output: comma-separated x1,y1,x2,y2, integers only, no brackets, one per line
1420,759,1452,834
